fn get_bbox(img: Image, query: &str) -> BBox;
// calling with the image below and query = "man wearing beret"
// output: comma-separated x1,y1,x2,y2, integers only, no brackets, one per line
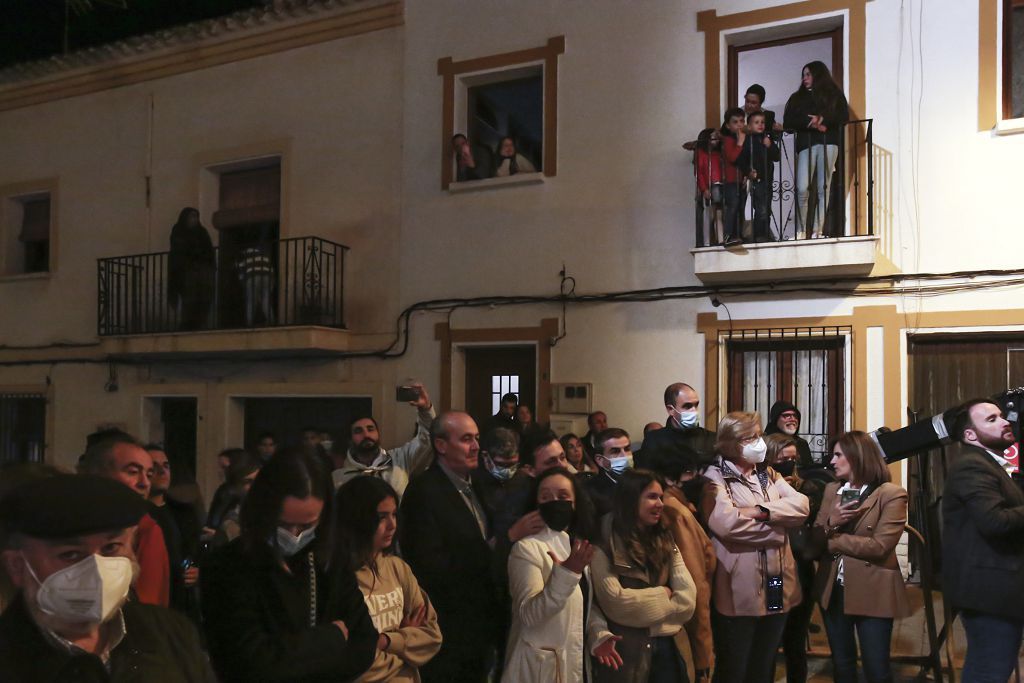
0,474,213,681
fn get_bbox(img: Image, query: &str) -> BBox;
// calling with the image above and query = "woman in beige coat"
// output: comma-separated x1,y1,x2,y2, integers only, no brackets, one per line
700,411,810,683
809,431,909,683
591,469,697,683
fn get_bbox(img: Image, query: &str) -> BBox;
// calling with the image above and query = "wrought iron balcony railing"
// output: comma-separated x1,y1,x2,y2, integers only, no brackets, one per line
97,236,348,336
690,118,875,247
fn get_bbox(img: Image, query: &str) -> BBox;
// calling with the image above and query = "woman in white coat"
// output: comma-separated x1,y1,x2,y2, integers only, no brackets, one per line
503,467,623,683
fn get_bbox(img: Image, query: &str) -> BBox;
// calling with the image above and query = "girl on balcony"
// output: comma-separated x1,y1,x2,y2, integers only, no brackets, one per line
783,61,850,239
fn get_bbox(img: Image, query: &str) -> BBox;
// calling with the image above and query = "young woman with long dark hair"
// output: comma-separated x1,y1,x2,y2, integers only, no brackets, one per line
333,476,442,682
591,469,696,683
782,60,850,238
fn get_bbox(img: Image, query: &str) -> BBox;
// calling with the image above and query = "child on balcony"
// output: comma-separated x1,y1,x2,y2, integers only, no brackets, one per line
719,108,746,246
738,110,781,243
692,127,724,247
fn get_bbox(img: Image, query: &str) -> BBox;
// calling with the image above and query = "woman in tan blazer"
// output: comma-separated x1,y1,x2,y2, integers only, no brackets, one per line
811,431,909,683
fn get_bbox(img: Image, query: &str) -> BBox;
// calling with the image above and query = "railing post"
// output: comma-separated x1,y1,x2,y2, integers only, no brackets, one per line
867,119,874,236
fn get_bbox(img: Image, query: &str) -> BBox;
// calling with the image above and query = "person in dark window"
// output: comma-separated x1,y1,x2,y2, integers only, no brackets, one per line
486,392,520,434
167,207,215,331
783,61,850,239
494,136,537,177
452,133,485,182
201,449,376,683
256,432,277,462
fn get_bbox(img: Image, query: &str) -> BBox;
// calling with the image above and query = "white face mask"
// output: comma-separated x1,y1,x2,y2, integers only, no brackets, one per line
275,526,317,557
741,437,768,464
672,408,700,430
604,455,634,475
23,554,133,625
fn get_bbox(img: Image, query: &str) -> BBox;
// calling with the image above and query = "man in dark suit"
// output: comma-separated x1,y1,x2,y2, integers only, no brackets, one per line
637,382,716,470
580,410,608,460
400,411,499,683
943,398,1024,683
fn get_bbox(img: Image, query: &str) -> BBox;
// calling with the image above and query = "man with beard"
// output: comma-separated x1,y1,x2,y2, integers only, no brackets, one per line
331,383,435,497
637,383,716,470
764,400,815,467
943,399,1024,683
0,475,212,681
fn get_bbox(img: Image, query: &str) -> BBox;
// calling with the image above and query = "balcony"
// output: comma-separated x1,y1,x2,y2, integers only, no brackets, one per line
97,236,351,360
691,119,892,284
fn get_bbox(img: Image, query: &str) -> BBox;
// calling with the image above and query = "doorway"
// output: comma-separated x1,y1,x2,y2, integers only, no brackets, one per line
728,25,844,239
242,396,372,453
463,346,537,431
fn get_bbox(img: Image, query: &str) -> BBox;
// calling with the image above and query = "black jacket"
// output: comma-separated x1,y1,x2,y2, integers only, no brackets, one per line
201,539,376,683
636,422,716,471
0,595,213,683
399,463,500,637
782,87,850,151
941,444,1024,619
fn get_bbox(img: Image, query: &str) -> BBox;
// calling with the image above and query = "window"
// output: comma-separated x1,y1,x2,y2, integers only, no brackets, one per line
0,393,46,464
726,327,849,463
1005,0,1024,119
438,36,564,190
466,69,543,177
3,192,52,276
491,375,520,415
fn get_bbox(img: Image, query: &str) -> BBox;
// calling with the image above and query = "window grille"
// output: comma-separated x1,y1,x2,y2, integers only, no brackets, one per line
491,375,520,415
725,326,849,463
0,393,46,464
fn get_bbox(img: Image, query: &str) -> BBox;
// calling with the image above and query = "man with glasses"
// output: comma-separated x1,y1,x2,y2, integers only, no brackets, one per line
146,445,201,619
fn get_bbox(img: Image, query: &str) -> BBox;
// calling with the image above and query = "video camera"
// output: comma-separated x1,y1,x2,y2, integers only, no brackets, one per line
868,387,1023,492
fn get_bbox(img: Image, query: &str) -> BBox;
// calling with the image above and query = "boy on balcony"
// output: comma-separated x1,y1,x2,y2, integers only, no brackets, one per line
719,108,747,246
738,110,780,243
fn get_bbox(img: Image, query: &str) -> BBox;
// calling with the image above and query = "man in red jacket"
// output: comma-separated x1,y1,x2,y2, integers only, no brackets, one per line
79,431,171,607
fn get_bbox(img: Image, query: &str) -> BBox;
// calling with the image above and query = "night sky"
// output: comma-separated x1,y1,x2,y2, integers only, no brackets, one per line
0,0,266,70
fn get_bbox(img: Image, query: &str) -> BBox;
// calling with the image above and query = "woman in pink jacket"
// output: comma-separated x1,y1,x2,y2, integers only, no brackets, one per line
700,412,810,683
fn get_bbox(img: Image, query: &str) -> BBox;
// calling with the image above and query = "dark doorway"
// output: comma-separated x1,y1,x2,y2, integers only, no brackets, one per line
160,397,198,482
0,393,46,464
243,397,372,454
464,345,537,431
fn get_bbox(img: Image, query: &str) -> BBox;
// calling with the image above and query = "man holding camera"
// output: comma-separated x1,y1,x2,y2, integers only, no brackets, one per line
331,383,435,497
943,399,1024,683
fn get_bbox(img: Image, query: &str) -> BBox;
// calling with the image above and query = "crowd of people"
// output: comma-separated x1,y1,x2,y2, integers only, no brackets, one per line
0,381,1021,683
690,61,851,247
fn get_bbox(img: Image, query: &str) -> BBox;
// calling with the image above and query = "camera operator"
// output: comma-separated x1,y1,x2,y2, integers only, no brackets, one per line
943,398,1024,683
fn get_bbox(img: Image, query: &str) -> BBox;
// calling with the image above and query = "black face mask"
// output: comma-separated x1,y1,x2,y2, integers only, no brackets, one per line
538,500,574,532
773,460,797,477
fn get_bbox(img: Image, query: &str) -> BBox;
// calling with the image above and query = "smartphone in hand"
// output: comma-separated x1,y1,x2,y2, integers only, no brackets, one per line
840,488,861,507
396,386,420,402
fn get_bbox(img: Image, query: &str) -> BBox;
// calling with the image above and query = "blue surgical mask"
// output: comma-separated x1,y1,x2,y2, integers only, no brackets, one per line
604,455,633,475
673,409,700,430
274,526,317,557
486,455,518,482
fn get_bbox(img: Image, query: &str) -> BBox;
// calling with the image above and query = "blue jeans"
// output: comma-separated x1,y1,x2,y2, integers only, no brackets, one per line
649,635,689,683
722,183,742,240
961,610,1024,683
822,584,894,683
795,143,838,236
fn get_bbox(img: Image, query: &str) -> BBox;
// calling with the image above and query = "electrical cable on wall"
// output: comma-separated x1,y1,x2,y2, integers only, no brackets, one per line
2,264,1024,367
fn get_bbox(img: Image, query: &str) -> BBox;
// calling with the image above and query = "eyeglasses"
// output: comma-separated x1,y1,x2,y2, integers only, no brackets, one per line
737,434,761,446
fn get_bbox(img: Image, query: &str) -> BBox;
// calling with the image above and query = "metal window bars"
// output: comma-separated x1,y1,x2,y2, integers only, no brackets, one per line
725,326,850,463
